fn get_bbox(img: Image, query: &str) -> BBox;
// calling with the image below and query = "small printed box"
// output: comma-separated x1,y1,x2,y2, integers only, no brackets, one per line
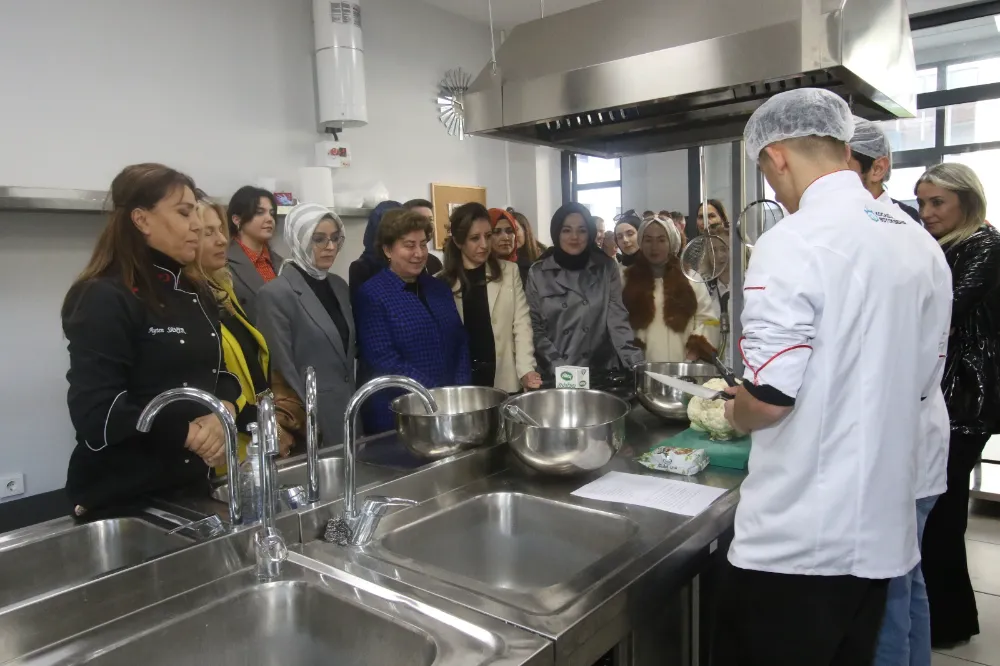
555,366,590,389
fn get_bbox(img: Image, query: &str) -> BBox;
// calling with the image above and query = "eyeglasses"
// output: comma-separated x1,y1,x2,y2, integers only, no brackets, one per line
311,233,345,247
494,227,516,236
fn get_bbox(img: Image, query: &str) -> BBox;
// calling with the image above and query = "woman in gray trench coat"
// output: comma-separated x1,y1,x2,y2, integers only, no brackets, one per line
256,203,356,447
524,202,645,375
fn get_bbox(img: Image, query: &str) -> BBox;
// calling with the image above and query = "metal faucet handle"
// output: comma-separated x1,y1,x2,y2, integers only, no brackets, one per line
360,496,419,517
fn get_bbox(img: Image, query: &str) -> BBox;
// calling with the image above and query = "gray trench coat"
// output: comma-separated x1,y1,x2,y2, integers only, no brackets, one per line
524,252,644,374
255,265,356,446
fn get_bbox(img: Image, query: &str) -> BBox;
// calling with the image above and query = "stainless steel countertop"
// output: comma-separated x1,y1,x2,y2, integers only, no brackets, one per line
297,407,745,665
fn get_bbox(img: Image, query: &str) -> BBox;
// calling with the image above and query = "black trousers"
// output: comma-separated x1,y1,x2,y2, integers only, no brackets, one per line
922,430,990,645
711,561,889,666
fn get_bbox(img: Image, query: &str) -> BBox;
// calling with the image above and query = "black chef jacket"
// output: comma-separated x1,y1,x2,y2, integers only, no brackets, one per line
62,250,241,512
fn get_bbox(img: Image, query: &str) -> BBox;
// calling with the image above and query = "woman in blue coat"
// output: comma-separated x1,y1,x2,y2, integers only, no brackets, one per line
355,209,471,435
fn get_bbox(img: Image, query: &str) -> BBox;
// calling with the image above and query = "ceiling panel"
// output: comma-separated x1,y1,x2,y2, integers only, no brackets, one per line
418,0,601,28
420,0,996,28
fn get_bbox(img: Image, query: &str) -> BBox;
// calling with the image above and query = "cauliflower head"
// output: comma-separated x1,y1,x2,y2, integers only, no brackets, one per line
687,378,737,440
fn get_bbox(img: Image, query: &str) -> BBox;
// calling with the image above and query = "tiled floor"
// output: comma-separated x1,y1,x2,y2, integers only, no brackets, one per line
931,499,1000,666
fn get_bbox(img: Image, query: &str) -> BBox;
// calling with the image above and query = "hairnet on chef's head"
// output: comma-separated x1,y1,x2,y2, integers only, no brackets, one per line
283,202,343,280
638,215,682,257
744,88,854,161
849,115,893,179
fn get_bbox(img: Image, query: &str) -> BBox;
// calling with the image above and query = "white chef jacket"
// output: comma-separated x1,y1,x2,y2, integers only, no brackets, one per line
877,190,953,500
729,171,953,580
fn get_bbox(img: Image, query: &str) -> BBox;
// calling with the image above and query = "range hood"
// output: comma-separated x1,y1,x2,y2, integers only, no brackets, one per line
465,0,917,157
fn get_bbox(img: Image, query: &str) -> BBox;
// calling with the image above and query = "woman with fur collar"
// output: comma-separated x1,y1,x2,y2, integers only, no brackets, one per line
622,215,717,362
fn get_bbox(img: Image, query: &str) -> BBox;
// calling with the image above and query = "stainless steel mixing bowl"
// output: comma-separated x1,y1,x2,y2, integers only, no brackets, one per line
391,386,507,459
502,389,630,475
634,362,721,421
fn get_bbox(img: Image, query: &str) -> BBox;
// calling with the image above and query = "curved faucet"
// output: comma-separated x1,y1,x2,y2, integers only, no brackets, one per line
336,376,437,545
254,392,287,580
304,367,320,503
138,387,242,526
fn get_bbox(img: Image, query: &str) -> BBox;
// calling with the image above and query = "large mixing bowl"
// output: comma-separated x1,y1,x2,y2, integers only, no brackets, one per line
392,386,506,459
635,362,721,421
503,389,630,475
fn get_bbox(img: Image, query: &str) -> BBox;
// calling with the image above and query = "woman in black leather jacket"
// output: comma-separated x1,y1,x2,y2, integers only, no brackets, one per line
915,163,1000,647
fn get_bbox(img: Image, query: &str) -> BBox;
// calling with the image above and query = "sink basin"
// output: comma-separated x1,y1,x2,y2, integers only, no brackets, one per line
212,457,394,504
14,555,552,666
71,582,435,665
0,518,190,610
370,492,638,614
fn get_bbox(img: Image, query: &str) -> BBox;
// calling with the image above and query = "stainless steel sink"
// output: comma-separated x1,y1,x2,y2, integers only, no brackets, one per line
383,492,636,591
324,490,640,615
13,553,552,666
212,456,395,504
0,518,190,610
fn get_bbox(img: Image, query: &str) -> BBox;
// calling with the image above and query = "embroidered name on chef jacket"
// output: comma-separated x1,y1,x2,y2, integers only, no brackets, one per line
148,326,188,335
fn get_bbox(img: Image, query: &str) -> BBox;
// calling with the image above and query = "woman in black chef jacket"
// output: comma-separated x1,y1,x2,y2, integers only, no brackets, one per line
61,163,242,517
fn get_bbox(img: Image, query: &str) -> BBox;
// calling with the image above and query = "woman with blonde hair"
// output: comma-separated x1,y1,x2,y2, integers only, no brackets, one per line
621,215,717,362
439,203,541,392
916,162,1000,648
188,199,302,463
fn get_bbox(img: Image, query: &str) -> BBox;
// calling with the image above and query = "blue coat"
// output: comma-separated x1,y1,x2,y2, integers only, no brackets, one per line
355,268,471,433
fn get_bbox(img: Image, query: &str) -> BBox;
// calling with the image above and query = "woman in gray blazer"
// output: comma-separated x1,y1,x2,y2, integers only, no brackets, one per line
226,186,283,323
256,203,355,447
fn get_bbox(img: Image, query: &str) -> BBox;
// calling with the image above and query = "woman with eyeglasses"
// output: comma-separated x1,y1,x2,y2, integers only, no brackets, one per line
525,202,644,376
256,204,356,447
490,208,533,284
613,210,642,267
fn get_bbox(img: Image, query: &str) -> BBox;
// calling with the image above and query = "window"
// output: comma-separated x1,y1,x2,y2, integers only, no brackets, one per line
878,12,1000,224
882,68,938,152
945,150,1000,221
884,166,928,211
570,155,622,224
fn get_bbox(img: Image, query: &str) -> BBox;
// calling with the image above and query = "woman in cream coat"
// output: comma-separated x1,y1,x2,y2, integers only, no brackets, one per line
439,202,541,393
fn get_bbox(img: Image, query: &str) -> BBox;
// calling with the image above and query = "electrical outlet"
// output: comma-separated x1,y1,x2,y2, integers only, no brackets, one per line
0,473,24,498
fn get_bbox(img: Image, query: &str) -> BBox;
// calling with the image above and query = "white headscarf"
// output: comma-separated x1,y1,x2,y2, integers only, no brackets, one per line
283,203,344,280
638,215,682,260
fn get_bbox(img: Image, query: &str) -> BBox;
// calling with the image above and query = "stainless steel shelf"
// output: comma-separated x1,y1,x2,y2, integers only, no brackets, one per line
0,187,108,213
276,205,372,218
0,187,373,218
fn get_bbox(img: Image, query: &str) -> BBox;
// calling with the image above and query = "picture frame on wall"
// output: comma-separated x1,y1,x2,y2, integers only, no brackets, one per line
430,183,487,249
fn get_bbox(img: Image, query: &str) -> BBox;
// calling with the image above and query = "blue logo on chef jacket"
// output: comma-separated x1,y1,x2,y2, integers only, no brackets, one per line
864,207,906,225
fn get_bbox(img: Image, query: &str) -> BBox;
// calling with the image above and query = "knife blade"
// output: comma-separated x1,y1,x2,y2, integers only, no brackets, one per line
645,371,733,401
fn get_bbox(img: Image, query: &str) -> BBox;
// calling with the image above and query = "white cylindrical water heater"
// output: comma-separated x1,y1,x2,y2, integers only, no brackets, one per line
313,0,368,130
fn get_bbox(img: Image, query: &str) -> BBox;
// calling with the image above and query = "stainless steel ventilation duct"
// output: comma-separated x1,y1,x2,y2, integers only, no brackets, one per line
465,0,917,157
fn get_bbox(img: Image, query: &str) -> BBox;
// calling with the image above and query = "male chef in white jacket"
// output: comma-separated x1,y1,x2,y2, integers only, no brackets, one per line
714,89,953,666
848,116,953,666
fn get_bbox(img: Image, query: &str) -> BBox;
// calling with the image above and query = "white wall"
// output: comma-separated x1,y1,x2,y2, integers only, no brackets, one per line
622,150,689,216
0,0,525,500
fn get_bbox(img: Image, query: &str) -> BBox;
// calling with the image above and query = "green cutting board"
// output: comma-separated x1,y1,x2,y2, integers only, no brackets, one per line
657,428,751,470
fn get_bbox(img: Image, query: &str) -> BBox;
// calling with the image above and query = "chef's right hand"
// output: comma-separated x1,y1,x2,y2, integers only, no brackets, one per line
185,417,226,466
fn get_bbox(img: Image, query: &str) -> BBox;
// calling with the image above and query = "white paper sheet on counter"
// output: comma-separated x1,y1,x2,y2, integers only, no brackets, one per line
572,471,727,517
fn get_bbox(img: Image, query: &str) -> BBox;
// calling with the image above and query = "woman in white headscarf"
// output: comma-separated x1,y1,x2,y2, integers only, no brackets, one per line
621,215,718,362
256,203,357,447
